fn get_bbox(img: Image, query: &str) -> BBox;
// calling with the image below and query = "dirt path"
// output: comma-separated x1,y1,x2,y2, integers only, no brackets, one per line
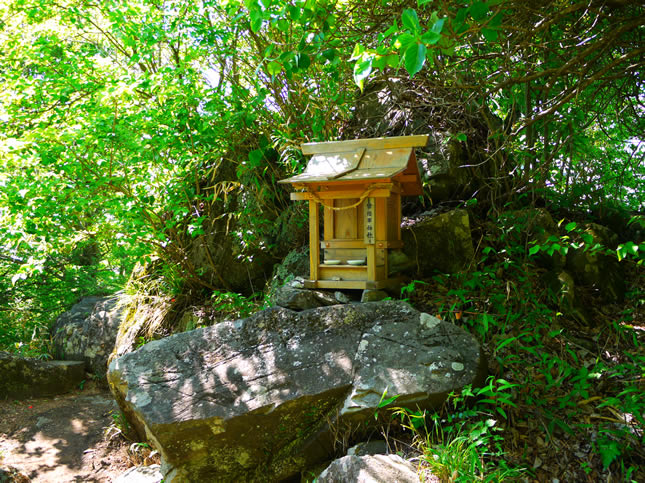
0,383,132,482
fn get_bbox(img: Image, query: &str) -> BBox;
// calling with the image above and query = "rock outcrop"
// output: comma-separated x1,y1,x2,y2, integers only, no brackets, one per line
402,209,474,274
108,301,485,482
317,454,419,483
566,223,625,303
0,352,85,399
271,285,338,311
51,295,124,375
267,247,310,295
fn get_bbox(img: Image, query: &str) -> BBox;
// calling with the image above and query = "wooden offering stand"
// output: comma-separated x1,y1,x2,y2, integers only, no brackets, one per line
279,135,429,290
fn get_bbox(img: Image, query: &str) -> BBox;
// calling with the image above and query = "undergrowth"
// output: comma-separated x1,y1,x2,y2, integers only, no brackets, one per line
404,210,644,481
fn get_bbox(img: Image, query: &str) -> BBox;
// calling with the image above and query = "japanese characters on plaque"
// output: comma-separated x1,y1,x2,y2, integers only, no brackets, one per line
364,197,375,244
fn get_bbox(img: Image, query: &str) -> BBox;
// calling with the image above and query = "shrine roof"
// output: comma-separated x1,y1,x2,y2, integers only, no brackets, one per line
279,135,428,196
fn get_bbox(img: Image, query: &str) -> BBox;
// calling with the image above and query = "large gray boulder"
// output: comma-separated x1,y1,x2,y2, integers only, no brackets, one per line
317,454,419,483
108,301,485,482
402,209,474,274
0,352,85,399
51,295,124,375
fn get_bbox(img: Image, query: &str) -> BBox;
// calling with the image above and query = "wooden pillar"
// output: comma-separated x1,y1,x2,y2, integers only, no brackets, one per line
375,198,387,241
367,244,376,281
309,200,319,282
375,197,388,280
323,202,334,240
395,192,402,241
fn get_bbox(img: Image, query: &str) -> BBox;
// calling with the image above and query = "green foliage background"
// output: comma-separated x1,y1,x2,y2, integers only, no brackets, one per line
0,0,643,477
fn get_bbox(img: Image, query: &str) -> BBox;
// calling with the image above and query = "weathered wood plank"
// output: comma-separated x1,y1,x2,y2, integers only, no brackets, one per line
319,265,367,281
367,245,376,281
323,204,334,240
321,240,403,249
309,201,319,282
290,188,393,201
334,199,358,239
301,135,429,154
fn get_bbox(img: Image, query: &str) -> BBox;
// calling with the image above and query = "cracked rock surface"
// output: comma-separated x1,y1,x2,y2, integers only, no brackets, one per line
107,301,485,482
51,295,124,375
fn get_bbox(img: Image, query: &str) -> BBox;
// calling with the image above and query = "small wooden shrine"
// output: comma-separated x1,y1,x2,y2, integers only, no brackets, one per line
279,135,429,290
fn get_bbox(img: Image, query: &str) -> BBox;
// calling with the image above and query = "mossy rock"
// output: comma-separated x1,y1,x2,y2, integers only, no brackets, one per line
566,223,625,303
108,301,485,482
402,208,474,274
0,352,85,399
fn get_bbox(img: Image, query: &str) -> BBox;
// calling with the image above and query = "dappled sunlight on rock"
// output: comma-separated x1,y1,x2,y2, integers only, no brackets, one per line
108,301,484,481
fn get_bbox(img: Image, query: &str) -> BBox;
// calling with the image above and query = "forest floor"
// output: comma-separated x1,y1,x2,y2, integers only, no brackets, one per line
0,381,137,482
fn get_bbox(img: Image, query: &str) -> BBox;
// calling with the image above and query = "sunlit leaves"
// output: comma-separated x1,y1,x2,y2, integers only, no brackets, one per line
353,57,373,91
267,60,282,75
404,43,426,77
353,8,450,83
431,17,445,34
420,30,441,45
401,8,421,34
617,242,641,262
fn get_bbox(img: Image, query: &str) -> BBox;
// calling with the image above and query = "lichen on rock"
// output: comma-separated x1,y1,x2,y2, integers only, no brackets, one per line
108,301,486,482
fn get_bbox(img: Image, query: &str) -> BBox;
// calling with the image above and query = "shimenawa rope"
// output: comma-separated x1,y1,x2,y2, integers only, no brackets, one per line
305,183,393,210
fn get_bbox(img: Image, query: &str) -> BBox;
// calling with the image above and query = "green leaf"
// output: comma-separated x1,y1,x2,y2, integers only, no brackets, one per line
418,0,432,6
263,45,274,58
383,20,399,38
378,395,399,407
404,42,426,77
470,1,489,21
431,17,445,34
528,245,541,256
287,5,301,21
482,28,498,42
617,241,639,261
266,61,282,76
401,8,421,34
455,7,469,25
565,221,577,232
456,133,467,142
276,19,289,32
547,243,561,255
598,439,621,469
321,49,336,61
395,33,416,49
420,30,441,45
496,336,518,351
372,56,386,70
353,57,373,90
248,149,264,167
350,43,365,61
384,54,399,68
295,53,310,70
249,9,262,33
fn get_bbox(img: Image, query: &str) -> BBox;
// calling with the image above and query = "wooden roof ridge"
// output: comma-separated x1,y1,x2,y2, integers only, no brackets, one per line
279,135,428,196
301,134,429,154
